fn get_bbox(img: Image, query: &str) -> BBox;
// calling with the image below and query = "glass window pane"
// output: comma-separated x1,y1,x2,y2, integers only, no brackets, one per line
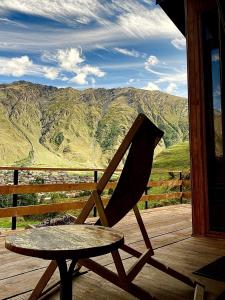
211,48,223,158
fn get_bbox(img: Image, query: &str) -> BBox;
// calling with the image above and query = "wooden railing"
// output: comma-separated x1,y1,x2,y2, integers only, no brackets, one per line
0,167,191,229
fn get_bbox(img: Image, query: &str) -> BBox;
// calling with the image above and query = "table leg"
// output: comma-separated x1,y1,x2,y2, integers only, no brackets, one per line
56,259,77,300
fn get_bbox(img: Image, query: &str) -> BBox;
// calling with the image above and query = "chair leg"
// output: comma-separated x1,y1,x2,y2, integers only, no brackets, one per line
127,249,153,282
133,205,154,253
111,250,128,287
121,244,196,288
79,258,155,300
29,261,57,300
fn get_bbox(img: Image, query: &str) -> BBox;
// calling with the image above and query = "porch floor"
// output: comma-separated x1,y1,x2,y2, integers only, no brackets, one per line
1,204,225,299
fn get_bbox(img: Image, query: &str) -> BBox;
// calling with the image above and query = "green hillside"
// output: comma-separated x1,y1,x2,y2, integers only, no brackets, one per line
153,141,190,171
0,81,189,168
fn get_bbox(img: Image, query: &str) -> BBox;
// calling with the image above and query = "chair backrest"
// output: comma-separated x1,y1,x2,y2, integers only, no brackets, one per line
97,114,163,227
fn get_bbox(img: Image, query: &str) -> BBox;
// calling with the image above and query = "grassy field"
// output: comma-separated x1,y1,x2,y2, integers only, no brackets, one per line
153,141,190,171
149,141,190,196
0,217,38,229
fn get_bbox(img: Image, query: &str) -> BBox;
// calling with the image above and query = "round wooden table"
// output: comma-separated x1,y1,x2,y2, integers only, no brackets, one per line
5,224,124,300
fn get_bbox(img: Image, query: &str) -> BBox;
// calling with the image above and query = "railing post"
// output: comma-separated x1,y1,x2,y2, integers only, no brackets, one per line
179,171,183,204
93,170,98,217
12,170,19,230
144,187,148,209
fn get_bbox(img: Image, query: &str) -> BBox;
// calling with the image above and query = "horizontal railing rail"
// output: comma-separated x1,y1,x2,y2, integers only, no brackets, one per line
0,167,191,230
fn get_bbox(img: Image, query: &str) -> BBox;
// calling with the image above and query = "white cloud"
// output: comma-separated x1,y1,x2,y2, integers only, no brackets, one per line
118,7,181,39
91,77,96,84
111,1,153,15
55,48,105,84
0,48,105,85
0,1,186,91
165,83,177,94
0,17,27,28
0,42,10,49
81,65,105,77
144,55,187,85
212,52,220,62
171,37,186,50
0,56,33,77
0,0,111,26
0,55,59,80
156,71,187,84
43,67,59,80
213,85,221,97
114,47,141,58
143,55,187,96
0,1,184,53
40,47,106,84
57,48,84,72
71,73,87,85
61,76,69,81
144,55,162,74
145,55,159,69
143,82,160,91
69,65,105,85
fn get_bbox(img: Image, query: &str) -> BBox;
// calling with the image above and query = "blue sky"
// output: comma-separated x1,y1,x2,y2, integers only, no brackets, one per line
0,0,187,97
211,49,221,111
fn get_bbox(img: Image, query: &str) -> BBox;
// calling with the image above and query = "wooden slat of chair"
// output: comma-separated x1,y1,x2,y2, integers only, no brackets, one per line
29,261,58,300
92,190,109,227
126,248,153,282
133,204,153,252
78,257,155,300
111,250,128,287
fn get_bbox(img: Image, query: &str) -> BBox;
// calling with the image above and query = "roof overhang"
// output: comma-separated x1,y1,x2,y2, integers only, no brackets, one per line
156,0,185,35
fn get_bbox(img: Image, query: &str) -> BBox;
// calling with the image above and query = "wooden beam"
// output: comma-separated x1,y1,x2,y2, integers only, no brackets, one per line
183,192,191,199
148,179,182,187
0,200,86,218
141,192,182,201
0,179,188,196
0,193,189,219
185,0,208,235
0,182,96,195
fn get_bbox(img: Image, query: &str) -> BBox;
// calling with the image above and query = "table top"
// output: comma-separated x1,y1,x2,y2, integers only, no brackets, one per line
5,225,124,260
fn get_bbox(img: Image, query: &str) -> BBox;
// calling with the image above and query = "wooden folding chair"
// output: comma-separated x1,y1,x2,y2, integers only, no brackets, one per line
30,113,204,300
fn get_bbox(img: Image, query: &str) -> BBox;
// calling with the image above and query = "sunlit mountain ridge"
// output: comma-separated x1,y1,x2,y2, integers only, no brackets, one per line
0,81,189,167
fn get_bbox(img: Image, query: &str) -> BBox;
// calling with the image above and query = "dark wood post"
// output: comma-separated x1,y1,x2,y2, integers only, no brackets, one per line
93,170,98,217
12,170,19,230
144,187,148,209
179,171,183,204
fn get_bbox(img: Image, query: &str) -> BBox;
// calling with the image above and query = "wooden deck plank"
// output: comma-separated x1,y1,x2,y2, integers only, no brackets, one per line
1,204,225,300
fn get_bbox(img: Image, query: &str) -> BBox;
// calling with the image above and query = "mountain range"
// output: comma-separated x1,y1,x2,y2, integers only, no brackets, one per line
0,81,189,168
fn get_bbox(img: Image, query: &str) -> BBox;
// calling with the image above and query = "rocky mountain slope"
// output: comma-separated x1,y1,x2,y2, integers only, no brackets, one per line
0,81,189,167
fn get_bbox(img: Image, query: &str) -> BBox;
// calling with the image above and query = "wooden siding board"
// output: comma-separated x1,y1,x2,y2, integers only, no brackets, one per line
185,0,209,235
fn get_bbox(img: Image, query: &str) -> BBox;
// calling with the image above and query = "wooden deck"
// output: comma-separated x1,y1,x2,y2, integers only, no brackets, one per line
1,204,225,299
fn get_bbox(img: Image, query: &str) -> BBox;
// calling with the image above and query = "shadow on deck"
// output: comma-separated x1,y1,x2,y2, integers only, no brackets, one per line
1,204,225,299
